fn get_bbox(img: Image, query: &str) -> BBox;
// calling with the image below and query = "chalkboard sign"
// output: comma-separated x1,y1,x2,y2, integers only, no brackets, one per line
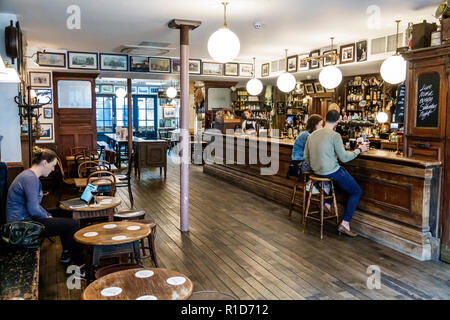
416,72,440,128
394,84,405,123
277,102,285,115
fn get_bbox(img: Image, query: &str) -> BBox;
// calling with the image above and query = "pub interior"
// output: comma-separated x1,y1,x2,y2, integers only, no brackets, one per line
0,0,449,303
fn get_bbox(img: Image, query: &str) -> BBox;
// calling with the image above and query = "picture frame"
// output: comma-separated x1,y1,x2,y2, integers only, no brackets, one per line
297,54,309,71
323,49,338,66
224,63,239,76
314,82,325,93
130,56,149,72
37,51,66,68
99,53,128,71
68,51,98,70
149,57,171,73
202,62,223,75
189,59,202,74
271,60,279,73
239,63,253,77
309,50,320,69
100,84,114,94
287,55,298,72
356,40,368,62
39,124,53,140
325,87,335,93
261,63,270,77
138,87,149,94
131,86,137,94
35,89,52,104
163,106,176,118
43,107,53,119
305,83,315,94
57,80,92,109
172,58,181,73
29,71,51,88
340,43,355,64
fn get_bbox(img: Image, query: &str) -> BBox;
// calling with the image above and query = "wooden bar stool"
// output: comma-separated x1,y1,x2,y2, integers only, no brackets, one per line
288,170,312,220
303,174,339,239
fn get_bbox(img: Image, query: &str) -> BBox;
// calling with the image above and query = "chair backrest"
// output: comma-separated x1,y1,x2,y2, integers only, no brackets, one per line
126,152,135,177
78,161,100,178
87,170,116,196
56,156,66,180
104,150,116,164
71,146,88,156
94,160,111,172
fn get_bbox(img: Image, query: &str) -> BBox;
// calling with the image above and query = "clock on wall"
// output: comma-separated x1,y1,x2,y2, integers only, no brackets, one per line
5,20,18,64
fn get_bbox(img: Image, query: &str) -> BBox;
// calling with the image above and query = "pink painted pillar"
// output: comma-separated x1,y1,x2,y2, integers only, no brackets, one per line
168,19,201,232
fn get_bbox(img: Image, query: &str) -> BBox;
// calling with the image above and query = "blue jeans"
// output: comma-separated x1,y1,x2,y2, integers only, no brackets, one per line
318,167,362,222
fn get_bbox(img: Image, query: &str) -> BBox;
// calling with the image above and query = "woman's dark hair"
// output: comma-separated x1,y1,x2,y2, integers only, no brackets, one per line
32,147,57,165
306,114,323,133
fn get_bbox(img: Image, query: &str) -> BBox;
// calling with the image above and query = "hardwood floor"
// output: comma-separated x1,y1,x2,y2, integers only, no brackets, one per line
39,155,450,300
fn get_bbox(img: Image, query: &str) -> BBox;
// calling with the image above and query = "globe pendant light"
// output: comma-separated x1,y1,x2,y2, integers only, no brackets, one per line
166,86,177,99
319,37,342,89
277,49,296,93
115,87,126,99
207,2,240,63
246,57,263,96
380,20,406,85
376,111,389,123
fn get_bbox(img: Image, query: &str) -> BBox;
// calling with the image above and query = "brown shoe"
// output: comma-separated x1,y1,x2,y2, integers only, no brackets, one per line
338,225,358,237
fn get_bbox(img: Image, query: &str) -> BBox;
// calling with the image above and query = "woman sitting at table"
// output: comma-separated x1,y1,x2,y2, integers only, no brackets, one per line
6,147,83,268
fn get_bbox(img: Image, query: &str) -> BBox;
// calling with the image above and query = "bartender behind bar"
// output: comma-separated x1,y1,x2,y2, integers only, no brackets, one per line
241,109,257,135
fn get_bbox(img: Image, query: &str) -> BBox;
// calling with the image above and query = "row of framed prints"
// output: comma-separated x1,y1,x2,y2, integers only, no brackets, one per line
22,123,53,140
36,51,254,76
261,40,368,76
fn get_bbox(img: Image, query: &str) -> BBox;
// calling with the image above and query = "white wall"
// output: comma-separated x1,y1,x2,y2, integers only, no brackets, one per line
0,13,21,163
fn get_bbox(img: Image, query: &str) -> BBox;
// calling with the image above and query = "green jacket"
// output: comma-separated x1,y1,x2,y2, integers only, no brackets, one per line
303,127,361,175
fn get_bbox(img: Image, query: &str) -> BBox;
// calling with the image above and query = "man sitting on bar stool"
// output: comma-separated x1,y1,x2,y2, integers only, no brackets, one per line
303,110,369,237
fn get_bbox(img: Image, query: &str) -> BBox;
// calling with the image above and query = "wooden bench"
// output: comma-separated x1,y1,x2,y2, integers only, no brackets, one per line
0,246,40,300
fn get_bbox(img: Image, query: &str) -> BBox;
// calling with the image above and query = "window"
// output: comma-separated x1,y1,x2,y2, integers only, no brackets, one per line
116,97,130,128
96,96,113,132
137,97,155,131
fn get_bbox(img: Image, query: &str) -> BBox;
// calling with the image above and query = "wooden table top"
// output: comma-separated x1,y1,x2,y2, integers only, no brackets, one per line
74,221,151,246
82,268,193,300
59,196,121,212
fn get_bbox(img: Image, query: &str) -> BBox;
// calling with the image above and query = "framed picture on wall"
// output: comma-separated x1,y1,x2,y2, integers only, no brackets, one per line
261,63,270,77
35,89,52,104
130,56,149,72
100,84,114,94
29,71,51,88
37,52,66,68
149,57,171,73
239,63,253,77
43,107,53,119
68,51,98,70
202,62,223,75
171,58,181,73
163,106,176,118
224,63,239,76
138,87,149,94
287,55,298,72
323,49,338,66
39,124,53,140
99,53,128,71
356,40,368,62
309,50,320,69
340,43,355,64
305,83,315,94
189,59,202,74
314,82,325,93
298,54,309,71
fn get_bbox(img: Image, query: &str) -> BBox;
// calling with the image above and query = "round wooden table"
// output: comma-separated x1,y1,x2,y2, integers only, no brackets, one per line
74,221,151,283
59,196,121,224
82,268,193,300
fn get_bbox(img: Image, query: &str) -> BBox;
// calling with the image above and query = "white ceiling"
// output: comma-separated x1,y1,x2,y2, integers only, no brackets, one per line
0,0,441,64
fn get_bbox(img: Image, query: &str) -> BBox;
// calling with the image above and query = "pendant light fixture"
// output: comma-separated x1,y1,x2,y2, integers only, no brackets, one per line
277,49,296,93
246,57,263,96
166,86,177,99
380,20,406,85
207,1,240,63
376,111,389,123
115,87,127,99
319,37,342,89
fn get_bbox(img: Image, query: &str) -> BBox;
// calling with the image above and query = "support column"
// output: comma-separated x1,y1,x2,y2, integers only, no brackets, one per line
169,19,201,232
127,78,133,160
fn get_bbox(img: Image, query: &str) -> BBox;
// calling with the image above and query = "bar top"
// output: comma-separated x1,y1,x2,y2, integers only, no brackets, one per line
203,131,441,168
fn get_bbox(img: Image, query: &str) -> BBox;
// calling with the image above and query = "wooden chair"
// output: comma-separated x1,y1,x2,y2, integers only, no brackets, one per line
115,152,134,206
303,174,339,239
288,170,312,220
95,263,144,280
56,157,75,186
87,170,116,196
104,150,116,167
78,161,100,178
71,146,88,155
94,160,111,171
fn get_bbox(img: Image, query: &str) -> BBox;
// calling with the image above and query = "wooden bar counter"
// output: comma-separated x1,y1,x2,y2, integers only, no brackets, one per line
202,132,442,261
